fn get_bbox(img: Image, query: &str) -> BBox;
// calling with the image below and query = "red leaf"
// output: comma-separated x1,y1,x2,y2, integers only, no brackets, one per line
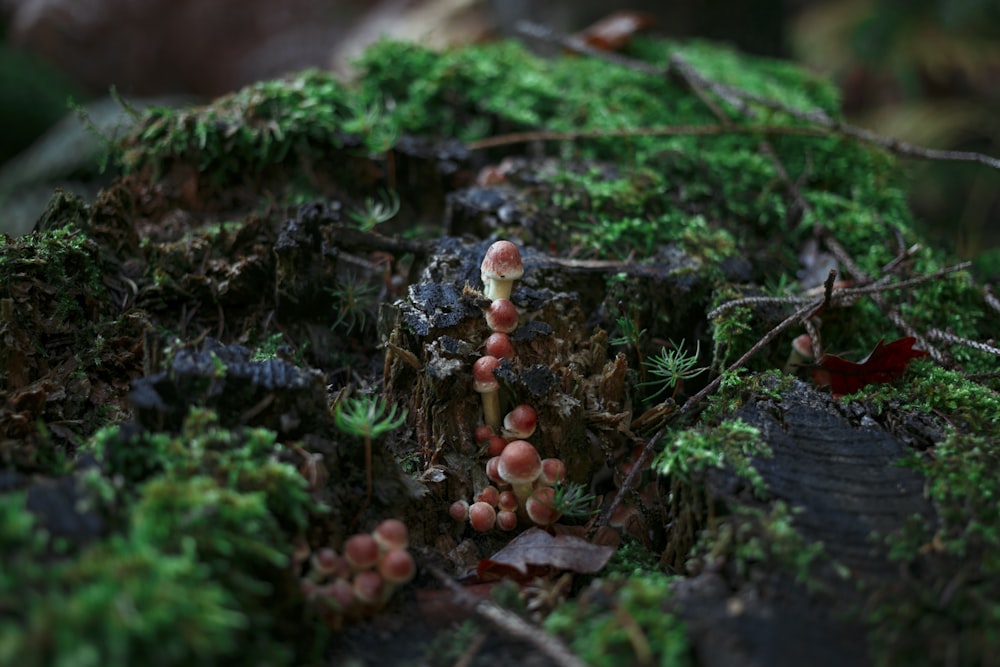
477,527,615,581
811,337,928,396
574,11,656,52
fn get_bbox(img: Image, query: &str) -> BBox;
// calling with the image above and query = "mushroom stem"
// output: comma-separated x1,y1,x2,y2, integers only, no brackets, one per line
482,391,501,431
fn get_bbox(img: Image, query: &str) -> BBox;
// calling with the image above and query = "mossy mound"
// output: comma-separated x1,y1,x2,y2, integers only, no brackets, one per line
1,33,999,666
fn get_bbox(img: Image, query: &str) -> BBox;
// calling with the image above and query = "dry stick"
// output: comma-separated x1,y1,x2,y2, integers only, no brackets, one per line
513,20,1000,172
427,566,587,667
984,285,1000,315
465,123,824,151
925,329,1000,358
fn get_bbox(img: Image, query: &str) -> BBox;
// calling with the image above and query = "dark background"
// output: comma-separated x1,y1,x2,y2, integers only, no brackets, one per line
1,0,998,255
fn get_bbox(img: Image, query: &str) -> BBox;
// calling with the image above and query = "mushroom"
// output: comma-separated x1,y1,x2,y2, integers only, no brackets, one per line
496,510,518,531
484,331,515,360
497,439,542,508
525,486,562,527
501,404,537,440
449,499,470,522
373,518,409,552
485,298,518,333
344,533,380,571
481,240,524,301
539,458,567,486
352,570,384,606
472,355,502,430
378,548,415,587
469,501,497,532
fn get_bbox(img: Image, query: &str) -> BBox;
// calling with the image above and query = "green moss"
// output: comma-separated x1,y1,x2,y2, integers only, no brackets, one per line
0,492,255,667
654,418,771,498
544,573,691,667
689,501,840,588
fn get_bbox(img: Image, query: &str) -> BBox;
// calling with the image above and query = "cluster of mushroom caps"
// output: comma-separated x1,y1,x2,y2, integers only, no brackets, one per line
300,518,415,629
449,240,568,532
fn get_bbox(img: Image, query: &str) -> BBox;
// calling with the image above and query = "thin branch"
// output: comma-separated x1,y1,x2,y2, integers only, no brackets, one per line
465,123,824,151
926,329,1000,357
513,21,1000,172
427,566,587,667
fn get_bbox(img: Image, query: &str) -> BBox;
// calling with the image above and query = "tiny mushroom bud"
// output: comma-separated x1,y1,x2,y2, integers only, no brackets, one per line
449,499,470,522
783,333,815,374
320,577,357,612
486,435,507,457
525,486,562,527
378,548,416,586
484,332,515,360
373,518,409,552
485,455,503,485
497,490,519,513
352,570,385,606
474,424,495,443
501,404,537,440
539,458,567,486
473,355,502,430
498,440,542,507
344,533,380,571
485,298,518,334
481,240,524,301
477,485,500,507
496,510,518,531
311,547,349,580
469,501,497,532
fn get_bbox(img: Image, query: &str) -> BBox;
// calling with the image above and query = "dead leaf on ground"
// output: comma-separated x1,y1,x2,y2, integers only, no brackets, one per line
811,336,929,397
477,527,616,581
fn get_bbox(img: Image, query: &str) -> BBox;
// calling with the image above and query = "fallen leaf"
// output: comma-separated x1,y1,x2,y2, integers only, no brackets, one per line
811,337,928,396
477,527,615,581
574,11,655,52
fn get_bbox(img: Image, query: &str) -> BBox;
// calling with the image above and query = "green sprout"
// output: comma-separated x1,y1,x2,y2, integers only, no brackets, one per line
609,300,649,384
334,394,407,517
642,339,707,402
549,481,599,519
327,274,379,335
348,190,400,231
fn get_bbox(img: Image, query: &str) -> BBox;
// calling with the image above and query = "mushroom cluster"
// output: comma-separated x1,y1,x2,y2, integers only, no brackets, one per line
300,518,415,629
456,240,569,531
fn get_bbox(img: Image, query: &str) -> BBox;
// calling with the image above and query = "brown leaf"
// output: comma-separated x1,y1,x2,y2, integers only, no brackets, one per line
477,527,615,580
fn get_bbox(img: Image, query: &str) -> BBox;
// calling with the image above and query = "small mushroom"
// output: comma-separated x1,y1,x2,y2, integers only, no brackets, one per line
497,439,542,507
473,355,502,429
525,486,562,527
501,404,537,440
344,533,380,571
485,298,518,334
484,332,515,360
481,240,524,301
469,501,497,532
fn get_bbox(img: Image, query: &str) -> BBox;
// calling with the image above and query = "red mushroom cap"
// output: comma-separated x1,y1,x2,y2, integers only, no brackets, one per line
469,501,497,532
486,435,507,456
311,547,350,579
525,486,562,526
498,440,542,487
352,570,384,605
481,240,524,282
496,510,518,531
502,404,537,440
484,332,515,360
539,458,567,486
485,298,518,333
373,518,409,552
378,548,416,585
472,355,501,393
497,490,519,513
485,456,503,485
449,499,470,522
477,485,500,506
474,424,495,443
344,533,380,571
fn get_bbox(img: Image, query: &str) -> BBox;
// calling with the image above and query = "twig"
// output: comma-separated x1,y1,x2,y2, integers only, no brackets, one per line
513,21,1000,172
465,123,824,151
427,566,587,667
925,329,1000,357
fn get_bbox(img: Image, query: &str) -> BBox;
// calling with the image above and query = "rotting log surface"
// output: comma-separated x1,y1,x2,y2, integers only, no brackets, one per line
674,379,933,667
